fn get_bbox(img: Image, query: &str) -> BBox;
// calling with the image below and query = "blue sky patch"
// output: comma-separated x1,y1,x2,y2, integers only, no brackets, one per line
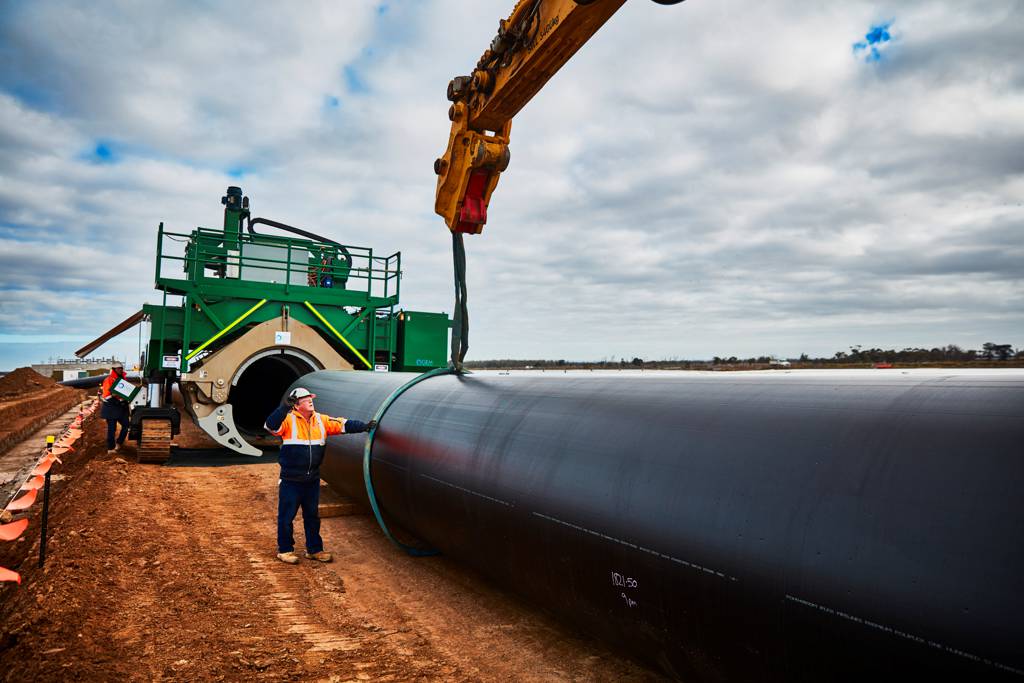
324,94,340,110
226,166,250,179
344,65,368,94
4,83,61,113
83,140,119,164
853,21,894,63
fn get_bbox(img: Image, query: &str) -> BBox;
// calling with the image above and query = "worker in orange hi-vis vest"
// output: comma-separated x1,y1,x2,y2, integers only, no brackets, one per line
100,361,131,453
264,387,375,565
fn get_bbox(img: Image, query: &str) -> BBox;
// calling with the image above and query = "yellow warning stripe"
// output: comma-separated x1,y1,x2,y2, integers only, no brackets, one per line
303,301,372,369
184,299,268,361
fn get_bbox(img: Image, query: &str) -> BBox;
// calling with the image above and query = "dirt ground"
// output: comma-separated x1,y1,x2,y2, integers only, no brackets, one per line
0,387,665,681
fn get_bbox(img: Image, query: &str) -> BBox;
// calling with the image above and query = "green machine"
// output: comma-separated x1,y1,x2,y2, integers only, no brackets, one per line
120,186,448,462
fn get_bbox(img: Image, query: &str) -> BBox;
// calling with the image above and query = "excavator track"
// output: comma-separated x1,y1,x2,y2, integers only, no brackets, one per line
137,418,173,464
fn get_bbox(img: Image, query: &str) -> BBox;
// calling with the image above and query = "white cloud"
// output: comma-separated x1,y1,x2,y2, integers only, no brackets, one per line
0,0,1022,368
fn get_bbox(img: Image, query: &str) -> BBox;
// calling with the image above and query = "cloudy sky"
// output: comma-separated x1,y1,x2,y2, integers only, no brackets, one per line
1,0,1021,369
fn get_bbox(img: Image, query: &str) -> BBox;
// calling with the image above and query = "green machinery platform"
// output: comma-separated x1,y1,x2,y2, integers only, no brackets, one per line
145,186,450,377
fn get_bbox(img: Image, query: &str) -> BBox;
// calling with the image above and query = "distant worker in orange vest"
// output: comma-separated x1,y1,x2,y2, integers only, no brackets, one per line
100,361,131,453
264,387,375,565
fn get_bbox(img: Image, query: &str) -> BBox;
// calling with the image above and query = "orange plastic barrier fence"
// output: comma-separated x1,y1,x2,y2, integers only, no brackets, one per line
4,489,37,512
0,567,20,584
37,453,61,467
0,518,29,541
31,461,53,477
20,476,45,491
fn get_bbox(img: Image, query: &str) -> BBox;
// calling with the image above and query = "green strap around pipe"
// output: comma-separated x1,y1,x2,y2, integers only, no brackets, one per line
361,366,456,557
362,227,473,553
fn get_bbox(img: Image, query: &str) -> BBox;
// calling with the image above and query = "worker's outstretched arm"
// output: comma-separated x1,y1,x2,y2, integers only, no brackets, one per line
323,416,376,435
264,404,290,435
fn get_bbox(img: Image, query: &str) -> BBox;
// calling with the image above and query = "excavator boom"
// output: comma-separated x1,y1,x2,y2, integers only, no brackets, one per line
466,0,626,132
434,0,627,234
435,0,685,370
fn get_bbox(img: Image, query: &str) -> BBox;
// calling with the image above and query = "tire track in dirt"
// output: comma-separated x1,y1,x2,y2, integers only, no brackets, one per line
317,508,663,682
150,464,663,681
152,466,457,681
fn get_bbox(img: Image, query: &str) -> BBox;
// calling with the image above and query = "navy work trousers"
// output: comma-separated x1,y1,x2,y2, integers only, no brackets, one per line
105,416,128,450
277,478,322,554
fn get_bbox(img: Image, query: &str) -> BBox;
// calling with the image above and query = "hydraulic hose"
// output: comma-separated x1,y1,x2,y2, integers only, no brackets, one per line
246,216,354,273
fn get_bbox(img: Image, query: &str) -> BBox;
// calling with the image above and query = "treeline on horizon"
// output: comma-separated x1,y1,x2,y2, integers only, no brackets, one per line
465,342,1023,370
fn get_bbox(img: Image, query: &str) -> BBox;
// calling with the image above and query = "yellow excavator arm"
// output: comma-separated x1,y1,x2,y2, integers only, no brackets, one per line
436,0,685,371
434,0,684,234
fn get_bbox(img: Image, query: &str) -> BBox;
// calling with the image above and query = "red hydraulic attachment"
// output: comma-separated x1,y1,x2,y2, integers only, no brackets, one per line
455,170,493,234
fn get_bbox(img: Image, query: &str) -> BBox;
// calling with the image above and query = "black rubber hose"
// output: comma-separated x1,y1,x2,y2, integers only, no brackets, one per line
449,232,469,371
246,217,354,273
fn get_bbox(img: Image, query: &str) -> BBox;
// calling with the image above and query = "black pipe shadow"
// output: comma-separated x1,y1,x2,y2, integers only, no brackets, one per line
163,447,280,467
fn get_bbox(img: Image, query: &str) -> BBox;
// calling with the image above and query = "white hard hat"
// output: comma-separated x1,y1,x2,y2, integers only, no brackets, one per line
288,387,316,401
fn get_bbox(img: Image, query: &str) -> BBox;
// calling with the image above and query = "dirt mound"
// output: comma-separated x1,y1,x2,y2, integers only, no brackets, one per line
0,370,83,457
0,368,58,399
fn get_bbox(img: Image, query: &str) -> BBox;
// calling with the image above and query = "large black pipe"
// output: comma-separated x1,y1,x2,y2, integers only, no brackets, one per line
59,371,142,389
299,370,1024,681
59,375,104,388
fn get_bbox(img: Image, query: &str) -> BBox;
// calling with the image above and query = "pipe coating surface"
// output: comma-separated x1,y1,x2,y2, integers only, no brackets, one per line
298,370,1024,681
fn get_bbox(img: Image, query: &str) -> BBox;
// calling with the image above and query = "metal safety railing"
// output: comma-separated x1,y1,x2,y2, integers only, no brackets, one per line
154,225,401,302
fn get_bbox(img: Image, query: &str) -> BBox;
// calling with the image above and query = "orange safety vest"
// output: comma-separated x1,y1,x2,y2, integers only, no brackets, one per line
101,371,123,400
269,410,346,444
267,409,347,481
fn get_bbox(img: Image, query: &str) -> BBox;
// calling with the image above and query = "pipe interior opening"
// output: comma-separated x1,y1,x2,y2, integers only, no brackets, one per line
229,354,315,433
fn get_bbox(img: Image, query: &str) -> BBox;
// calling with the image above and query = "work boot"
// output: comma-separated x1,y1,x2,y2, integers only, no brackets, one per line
304,551,333,563
276,551,300,565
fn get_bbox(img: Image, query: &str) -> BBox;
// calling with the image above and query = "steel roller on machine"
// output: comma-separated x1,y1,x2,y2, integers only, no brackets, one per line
295,369,1024,681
